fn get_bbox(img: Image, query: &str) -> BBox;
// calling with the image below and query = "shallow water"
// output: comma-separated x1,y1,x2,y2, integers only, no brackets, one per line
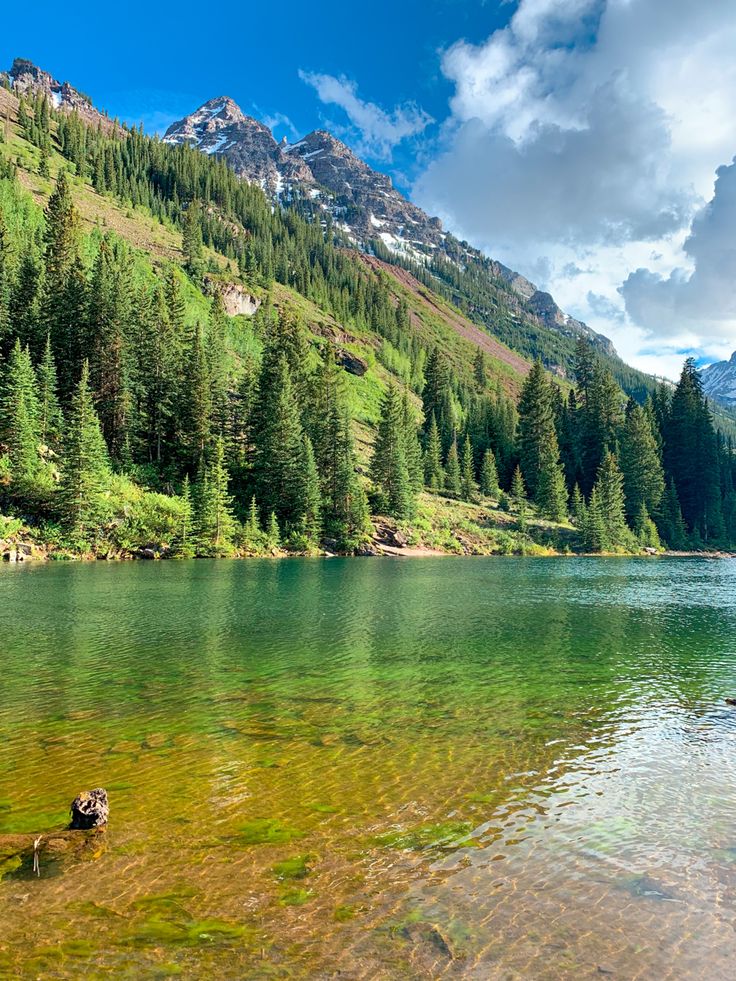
0,557,735,979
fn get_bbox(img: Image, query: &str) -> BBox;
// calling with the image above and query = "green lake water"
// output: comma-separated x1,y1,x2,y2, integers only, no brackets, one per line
0,557,735,979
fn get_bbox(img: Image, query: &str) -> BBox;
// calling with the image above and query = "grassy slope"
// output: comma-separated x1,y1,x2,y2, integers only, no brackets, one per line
0,86,590,556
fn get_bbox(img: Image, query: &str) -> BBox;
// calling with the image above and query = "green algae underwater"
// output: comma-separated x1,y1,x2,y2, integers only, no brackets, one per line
1,557,735,979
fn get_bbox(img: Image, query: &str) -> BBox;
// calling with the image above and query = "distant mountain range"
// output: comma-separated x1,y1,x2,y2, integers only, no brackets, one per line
701,352,736,407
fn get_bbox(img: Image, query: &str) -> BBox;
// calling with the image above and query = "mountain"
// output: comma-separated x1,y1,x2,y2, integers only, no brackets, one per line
701,352,736,407
164,98,615,363
162,95,315,195
5,58,117,133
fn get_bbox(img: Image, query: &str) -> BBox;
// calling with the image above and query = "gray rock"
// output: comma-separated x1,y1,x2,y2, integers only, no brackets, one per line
69,788,109,830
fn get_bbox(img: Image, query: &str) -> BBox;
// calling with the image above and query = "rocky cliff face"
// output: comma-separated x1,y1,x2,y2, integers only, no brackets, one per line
8,58,118,133
701,352,736,406
163,97,315,197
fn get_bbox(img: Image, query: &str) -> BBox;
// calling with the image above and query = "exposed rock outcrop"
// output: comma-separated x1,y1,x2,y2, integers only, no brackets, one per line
9,58,118,134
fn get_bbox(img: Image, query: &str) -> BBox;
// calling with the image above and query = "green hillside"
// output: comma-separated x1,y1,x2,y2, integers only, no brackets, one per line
0,80,734,558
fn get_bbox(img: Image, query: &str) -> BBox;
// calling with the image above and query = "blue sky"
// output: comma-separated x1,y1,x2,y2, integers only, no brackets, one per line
0,1,505,171
4,1,736,377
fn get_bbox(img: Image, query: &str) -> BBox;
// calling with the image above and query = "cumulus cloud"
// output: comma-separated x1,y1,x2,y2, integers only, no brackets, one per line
621,158,736,340
299,71,432,160
410,0,736,373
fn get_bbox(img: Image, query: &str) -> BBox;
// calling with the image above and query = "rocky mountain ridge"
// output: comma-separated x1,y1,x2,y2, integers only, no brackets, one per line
701,351,736,407
5,58,118,134
164,96,614,358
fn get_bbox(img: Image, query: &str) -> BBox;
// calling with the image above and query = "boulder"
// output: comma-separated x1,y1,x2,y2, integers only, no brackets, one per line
335,349,368,376
70,788,109,830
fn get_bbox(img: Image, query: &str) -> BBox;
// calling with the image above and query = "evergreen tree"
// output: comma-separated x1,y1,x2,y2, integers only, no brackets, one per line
0,339,42,498
473,348,487,390
401,389,424,494
172,474,194,558
41,171,84,395
570,484,585,526
444,436,462,497
371,383,415,519
581,487,607,552
58,361,110,537
423,413,444,491
182,199,204,280
658,478,688,549
195,436,236,553
36,333,62,446
422,347,455,448
619,403,664,524
297,434,322,541
517,360,557,499
460,435,477,501
511,465,527,506
665,359,724,542
180,322,212,469
536,431,568,522
593,451,630,547
0,210,13,353
252,347,307,527
480,448,499,498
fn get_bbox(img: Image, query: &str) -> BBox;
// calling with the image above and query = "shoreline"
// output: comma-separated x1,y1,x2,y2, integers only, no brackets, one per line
2,537,734,564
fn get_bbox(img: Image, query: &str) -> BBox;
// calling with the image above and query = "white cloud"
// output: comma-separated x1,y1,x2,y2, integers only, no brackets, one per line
411,0,736,376
299,71,432,160
621,158,736,341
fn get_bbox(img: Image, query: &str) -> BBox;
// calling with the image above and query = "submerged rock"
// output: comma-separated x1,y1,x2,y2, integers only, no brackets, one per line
70,788,109,830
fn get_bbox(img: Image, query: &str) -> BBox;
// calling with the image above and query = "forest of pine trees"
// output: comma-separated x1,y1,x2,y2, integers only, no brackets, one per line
1,91,735,556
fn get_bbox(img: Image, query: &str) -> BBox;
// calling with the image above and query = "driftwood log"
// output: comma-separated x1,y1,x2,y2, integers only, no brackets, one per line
0,789,108,874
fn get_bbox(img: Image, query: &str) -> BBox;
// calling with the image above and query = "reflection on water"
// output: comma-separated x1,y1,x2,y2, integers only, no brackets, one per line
0,558,735,978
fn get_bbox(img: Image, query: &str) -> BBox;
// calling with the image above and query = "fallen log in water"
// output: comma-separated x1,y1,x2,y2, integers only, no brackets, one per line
0,789,109,874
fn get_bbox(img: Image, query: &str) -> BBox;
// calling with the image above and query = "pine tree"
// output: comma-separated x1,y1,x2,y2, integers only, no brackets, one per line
444,437,461,497
9,252,42,356
460,435,477,501
620,403,664,524
172,474,194,558
570,484,585,526
536,431,568,522
371,383,414,518
422,347,455,448
41,171,84,396
423,413,444,491
658,478,688,549
0,209,13,354
581,487,607,552
252,348,307,527
182,199,204,281
180,322,212,469
401,389,424,494
266,511,281,550
58,361,110,538
297,434,322,542
244,495,261,542
36,333,62,446
0,340,42,498
511,465,527,505
517,360,557,499
665,359,724,542
195,437,236,553
473,348,487,390
480,448,499,498
593,451,630,547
